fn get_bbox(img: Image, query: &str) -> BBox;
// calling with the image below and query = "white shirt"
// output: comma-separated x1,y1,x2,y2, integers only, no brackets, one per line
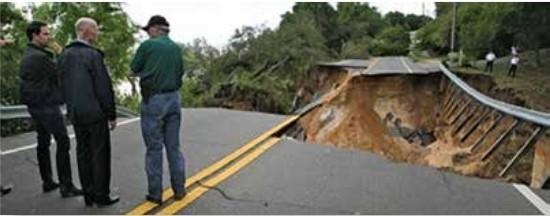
486,52,496,61
511,46,518,55
511,57,519,65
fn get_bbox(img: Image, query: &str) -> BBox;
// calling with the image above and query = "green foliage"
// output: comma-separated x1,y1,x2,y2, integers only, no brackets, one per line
415,12,451,54
339,37,371,59
370,26,410,56
0,2,27,105
281,2,337,50
334,2,386,49
417,2,550,59
404,14,433,30
180,77,213,107
385,11,407,27
1,2,435,116
32,2,138,84
181,12,331,113
116,93,140,113
179,2,432,112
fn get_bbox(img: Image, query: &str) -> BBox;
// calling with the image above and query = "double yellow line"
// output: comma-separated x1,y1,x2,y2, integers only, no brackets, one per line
126,115,299,215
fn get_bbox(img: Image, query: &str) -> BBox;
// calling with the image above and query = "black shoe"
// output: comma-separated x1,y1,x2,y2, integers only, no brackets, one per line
174,192,186,201
84,195,94,207
146,195,162,205
42,181,59,193
95,195,120,207
1,185,13,196
60,185,83,198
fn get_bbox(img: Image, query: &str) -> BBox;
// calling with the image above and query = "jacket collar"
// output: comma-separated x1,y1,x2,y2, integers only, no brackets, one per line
27,43,54,58
66,40,104,57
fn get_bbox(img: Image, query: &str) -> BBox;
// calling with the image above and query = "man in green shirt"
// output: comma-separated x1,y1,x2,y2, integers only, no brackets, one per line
130,15,186,205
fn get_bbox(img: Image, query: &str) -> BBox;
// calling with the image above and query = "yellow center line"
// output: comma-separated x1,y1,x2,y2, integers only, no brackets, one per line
157,137,281,215
361,57,380,76
126,116,298,215
320,58,380,104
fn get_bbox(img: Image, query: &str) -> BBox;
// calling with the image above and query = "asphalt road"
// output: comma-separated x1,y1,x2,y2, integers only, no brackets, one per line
182,138,548,215
0,108,288,214
1,107,548,215
361,57,438,75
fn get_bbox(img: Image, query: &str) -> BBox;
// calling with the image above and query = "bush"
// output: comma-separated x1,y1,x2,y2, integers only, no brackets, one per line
369,26,410,56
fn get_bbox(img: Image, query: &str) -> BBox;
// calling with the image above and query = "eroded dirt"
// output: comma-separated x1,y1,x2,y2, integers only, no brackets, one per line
296,69,549,186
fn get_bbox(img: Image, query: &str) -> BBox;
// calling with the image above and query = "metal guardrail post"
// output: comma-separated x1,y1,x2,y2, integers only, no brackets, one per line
499,127,544,177
460,108,492,142
445,94,463,121
444,89,461,116
481,119,520,161
453,104,479,135
469,113,503,152
450,99,472,125
442,81,456,110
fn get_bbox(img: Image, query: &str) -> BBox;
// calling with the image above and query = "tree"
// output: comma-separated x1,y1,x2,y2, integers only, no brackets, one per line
32,3,138,90
506,3,550,66
0,2,27,105
404,14,432,30
385,11,407,28
417,2,550,60
280,2,338,51
336,2,385,40
370,25,410,56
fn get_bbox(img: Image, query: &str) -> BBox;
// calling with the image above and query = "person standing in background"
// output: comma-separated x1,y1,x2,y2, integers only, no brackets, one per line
507,54,520,78
484,50,496,73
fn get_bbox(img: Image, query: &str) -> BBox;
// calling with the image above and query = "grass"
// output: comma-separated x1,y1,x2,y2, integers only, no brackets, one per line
450,48,550,112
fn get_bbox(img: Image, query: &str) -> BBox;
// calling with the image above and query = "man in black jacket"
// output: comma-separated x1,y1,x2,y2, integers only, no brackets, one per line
58,17,119,207
19,21,82,197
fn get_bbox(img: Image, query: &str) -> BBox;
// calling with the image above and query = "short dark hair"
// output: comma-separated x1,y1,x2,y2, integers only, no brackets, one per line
26,21,47,41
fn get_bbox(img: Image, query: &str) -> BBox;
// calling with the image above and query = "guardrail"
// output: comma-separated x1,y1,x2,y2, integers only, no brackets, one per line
439,63,548,178
439,63,550,127
0,105,139,120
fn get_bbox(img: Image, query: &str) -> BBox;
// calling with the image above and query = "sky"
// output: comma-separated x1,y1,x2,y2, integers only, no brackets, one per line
123,1,436,48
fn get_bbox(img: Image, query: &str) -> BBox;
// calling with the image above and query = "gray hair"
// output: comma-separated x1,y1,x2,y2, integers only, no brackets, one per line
75,17,97,37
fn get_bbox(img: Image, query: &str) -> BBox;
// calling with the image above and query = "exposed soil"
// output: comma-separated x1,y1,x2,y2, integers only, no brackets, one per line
296,68,549,186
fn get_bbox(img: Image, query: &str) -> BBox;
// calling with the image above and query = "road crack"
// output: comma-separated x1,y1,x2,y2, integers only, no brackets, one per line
197,181,356,214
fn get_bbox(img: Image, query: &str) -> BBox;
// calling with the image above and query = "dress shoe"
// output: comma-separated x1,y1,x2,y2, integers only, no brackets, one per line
42,181,59,193
95,195,120,207
146,195,162,205
60,185,83,198
174,191,186,201
1,184,13,196
84,195,94,207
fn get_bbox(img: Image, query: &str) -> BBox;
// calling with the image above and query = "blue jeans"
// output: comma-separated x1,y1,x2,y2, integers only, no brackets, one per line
140,91,185,200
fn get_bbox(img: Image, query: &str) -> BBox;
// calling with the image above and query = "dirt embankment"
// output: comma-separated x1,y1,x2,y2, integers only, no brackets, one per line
457,73,527,107
297,69,549,186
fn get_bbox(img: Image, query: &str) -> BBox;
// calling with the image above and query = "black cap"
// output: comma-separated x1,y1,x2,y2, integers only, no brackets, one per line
141,15,169,31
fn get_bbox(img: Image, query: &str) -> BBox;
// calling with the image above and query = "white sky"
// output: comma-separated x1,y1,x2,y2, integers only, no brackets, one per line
123,1,436,48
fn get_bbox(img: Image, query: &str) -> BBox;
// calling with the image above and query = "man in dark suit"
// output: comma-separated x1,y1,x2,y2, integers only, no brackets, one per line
58,17,119,207
19,21,82,197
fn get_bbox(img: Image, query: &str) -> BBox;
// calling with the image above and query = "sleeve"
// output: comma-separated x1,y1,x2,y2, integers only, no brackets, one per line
91,51,116,121
130,41,149,75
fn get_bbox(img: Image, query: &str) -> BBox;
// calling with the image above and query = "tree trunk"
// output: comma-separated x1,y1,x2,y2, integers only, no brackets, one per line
535,47,541,67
